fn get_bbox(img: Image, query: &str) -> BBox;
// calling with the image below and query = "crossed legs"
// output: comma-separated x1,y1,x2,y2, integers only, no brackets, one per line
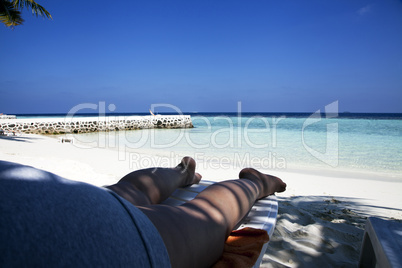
107,157,286,268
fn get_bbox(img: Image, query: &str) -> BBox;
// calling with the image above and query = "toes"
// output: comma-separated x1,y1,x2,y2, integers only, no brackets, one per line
178,156,196,172
177,157,202,186
194,172,202,184
238,168,259,180
239,168,287,195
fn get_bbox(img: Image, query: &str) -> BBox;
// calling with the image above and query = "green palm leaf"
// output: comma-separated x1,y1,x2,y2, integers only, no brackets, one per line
0,0,51,27
12,0,51,19
0,0,23,26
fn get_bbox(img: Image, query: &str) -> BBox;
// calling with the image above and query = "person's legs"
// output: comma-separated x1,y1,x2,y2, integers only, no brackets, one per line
137,166,286,268
106,157,201,206
107,157,286,268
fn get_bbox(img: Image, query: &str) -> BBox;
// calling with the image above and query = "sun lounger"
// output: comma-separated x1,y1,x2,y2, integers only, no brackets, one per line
0,130,21,136
359,217,402,268
162,180,279,267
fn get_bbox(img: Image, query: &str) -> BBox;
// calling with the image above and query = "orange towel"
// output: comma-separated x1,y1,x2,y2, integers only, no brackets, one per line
212,227,270,268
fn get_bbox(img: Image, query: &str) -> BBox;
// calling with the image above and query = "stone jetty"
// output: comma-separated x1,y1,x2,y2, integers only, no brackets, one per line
0,115,193,135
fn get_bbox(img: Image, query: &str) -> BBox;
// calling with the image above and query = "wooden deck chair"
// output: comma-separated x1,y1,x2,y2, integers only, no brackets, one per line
162,180,279,268
359,217,402,268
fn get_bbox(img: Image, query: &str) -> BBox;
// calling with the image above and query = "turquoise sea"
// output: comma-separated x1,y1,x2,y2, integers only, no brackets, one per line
39,112,402,180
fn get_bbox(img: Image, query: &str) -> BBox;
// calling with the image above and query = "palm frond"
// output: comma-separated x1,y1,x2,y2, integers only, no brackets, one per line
0,0,24,27
12,0,52,19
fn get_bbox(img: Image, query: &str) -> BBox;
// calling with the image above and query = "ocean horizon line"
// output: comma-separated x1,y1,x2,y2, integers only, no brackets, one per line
10,112,402,120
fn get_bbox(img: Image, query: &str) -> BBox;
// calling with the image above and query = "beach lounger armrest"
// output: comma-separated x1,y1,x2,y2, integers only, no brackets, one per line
359,217,402,268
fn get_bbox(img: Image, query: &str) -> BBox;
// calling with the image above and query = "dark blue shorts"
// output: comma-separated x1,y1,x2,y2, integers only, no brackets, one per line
0,160,170,267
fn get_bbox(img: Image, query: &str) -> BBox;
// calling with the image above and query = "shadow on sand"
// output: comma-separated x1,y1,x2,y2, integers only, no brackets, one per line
0,135,42,143
261,195,402,268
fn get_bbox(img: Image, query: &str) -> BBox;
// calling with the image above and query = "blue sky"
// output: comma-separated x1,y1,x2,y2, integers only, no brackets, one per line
1,0,402,114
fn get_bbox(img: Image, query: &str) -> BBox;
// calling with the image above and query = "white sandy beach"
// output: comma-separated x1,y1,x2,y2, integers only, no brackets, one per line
1,133,401,267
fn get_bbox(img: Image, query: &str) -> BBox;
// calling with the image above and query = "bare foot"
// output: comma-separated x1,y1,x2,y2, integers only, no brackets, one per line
239,168,286,198
175,157,202,187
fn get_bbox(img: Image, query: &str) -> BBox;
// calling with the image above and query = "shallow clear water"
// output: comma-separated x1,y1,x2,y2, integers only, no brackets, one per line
71,114,402,179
